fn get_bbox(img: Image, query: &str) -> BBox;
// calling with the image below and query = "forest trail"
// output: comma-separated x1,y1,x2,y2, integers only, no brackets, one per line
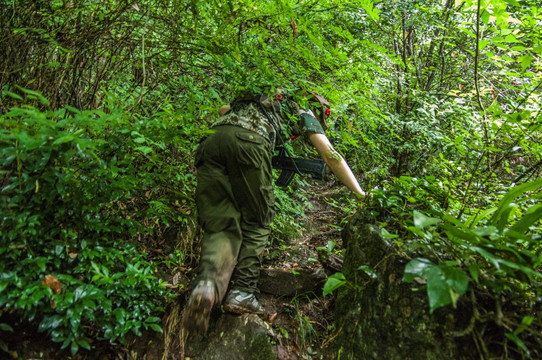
170,182,349,360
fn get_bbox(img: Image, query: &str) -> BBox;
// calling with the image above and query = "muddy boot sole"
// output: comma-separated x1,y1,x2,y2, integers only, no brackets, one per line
183,286,215,334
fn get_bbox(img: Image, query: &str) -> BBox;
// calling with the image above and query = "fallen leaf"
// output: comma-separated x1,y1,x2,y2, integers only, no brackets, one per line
43,274,62,294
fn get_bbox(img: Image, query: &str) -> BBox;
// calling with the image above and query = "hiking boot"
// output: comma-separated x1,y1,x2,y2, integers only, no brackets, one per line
183,280,216,334
224,289,264,315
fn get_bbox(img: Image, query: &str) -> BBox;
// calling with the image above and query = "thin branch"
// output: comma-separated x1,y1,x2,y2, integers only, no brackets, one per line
474,0,488,143
457,0,489,218
134,7,149,111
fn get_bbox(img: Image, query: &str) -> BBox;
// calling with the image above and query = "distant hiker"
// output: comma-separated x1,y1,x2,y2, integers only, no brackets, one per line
184,88,365,333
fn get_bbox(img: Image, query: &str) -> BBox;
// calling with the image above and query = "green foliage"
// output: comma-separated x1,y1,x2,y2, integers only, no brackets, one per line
1,0,541,357
287,294,320,351
271,178,311,243
323,266,377,297
0,244,167,355
403,178,542,314
322,273,347,297
372,175,452,223
0,101,203,353
403,258,469,313
366,174,541,356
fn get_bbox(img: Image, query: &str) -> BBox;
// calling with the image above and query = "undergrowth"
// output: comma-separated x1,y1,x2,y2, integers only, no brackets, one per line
0,99,206,354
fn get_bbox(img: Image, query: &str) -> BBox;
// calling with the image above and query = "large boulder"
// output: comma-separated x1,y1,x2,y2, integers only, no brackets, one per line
259,267,326,296
331,210,471,359
185,313,275,360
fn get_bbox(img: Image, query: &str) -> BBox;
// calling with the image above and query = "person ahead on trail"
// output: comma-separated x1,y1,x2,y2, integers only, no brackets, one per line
184,89,365,333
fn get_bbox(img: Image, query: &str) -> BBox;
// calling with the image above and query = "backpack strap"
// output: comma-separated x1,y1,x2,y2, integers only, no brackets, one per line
303,91,330,130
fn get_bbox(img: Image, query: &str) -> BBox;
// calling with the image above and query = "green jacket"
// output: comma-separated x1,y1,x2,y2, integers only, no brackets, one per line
211,93,325,148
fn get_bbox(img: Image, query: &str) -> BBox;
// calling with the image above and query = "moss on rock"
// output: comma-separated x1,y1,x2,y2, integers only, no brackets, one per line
331,210,472,360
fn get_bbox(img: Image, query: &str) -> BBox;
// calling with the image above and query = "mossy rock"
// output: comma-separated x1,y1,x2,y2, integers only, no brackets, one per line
331,210,473,360
186,313,275,360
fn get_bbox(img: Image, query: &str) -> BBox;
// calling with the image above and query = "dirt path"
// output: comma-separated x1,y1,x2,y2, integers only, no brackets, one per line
171,182,349,360
258,183,347,359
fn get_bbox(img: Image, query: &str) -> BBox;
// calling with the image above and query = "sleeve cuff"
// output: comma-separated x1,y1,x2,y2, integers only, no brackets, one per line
300,110,325,134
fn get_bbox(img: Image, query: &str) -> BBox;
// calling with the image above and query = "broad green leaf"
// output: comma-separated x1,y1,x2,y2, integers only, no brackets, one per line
497,257,542,279
403,258,434,282
358,265,377,279
508,205,542,234
149,323,163,332
53,134,75,145
381,228,398,239
0,323,14,332
61,338,71,350
413,211,441,229
73,286,88,303
489,178,542,231
360,0,380,21
441,214,468,229
465,207,497,228
39,315,64,331
521,316,535,327
71,341,79,355
472,226,498,237
404,259,469,312
3,90,23,100
426,265,469,312
505,332,530,357
519,54,533,71
468,263,479,283
146,316,161,323
470,246,501,269
323,272,346,296
441,223,480,244
496,203,518,234
441,266,469,302
426,266,450,312
136,146,153,155
481,10,490,25
16,86,50,106
78,339,91,350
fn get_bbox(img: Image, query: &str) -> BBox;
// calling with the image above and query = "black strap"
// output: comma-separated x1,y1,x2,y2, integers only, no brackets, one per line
258,94,304,178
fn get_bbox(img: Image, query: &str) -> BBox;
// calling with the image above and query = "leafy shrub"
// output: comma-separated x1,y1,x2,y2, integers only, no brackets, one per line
1,242,168,354
271,176,312,243
400,179,542,357
404,178,542,312
0,101,204,353
370,175,452,237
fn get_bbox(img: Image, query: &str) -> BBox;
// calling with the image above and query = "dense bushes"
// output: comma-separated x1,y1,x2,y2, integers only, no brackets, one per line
0,99,206,353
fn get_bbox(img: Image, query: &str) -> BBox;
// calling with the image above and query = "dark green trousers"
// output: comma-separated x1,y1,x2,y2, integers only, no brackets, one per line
194,125,274,302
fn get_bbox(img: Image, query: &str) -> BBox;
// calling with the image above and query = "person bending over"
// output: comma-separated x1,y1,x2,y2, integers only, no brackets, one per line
184,89,365,333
